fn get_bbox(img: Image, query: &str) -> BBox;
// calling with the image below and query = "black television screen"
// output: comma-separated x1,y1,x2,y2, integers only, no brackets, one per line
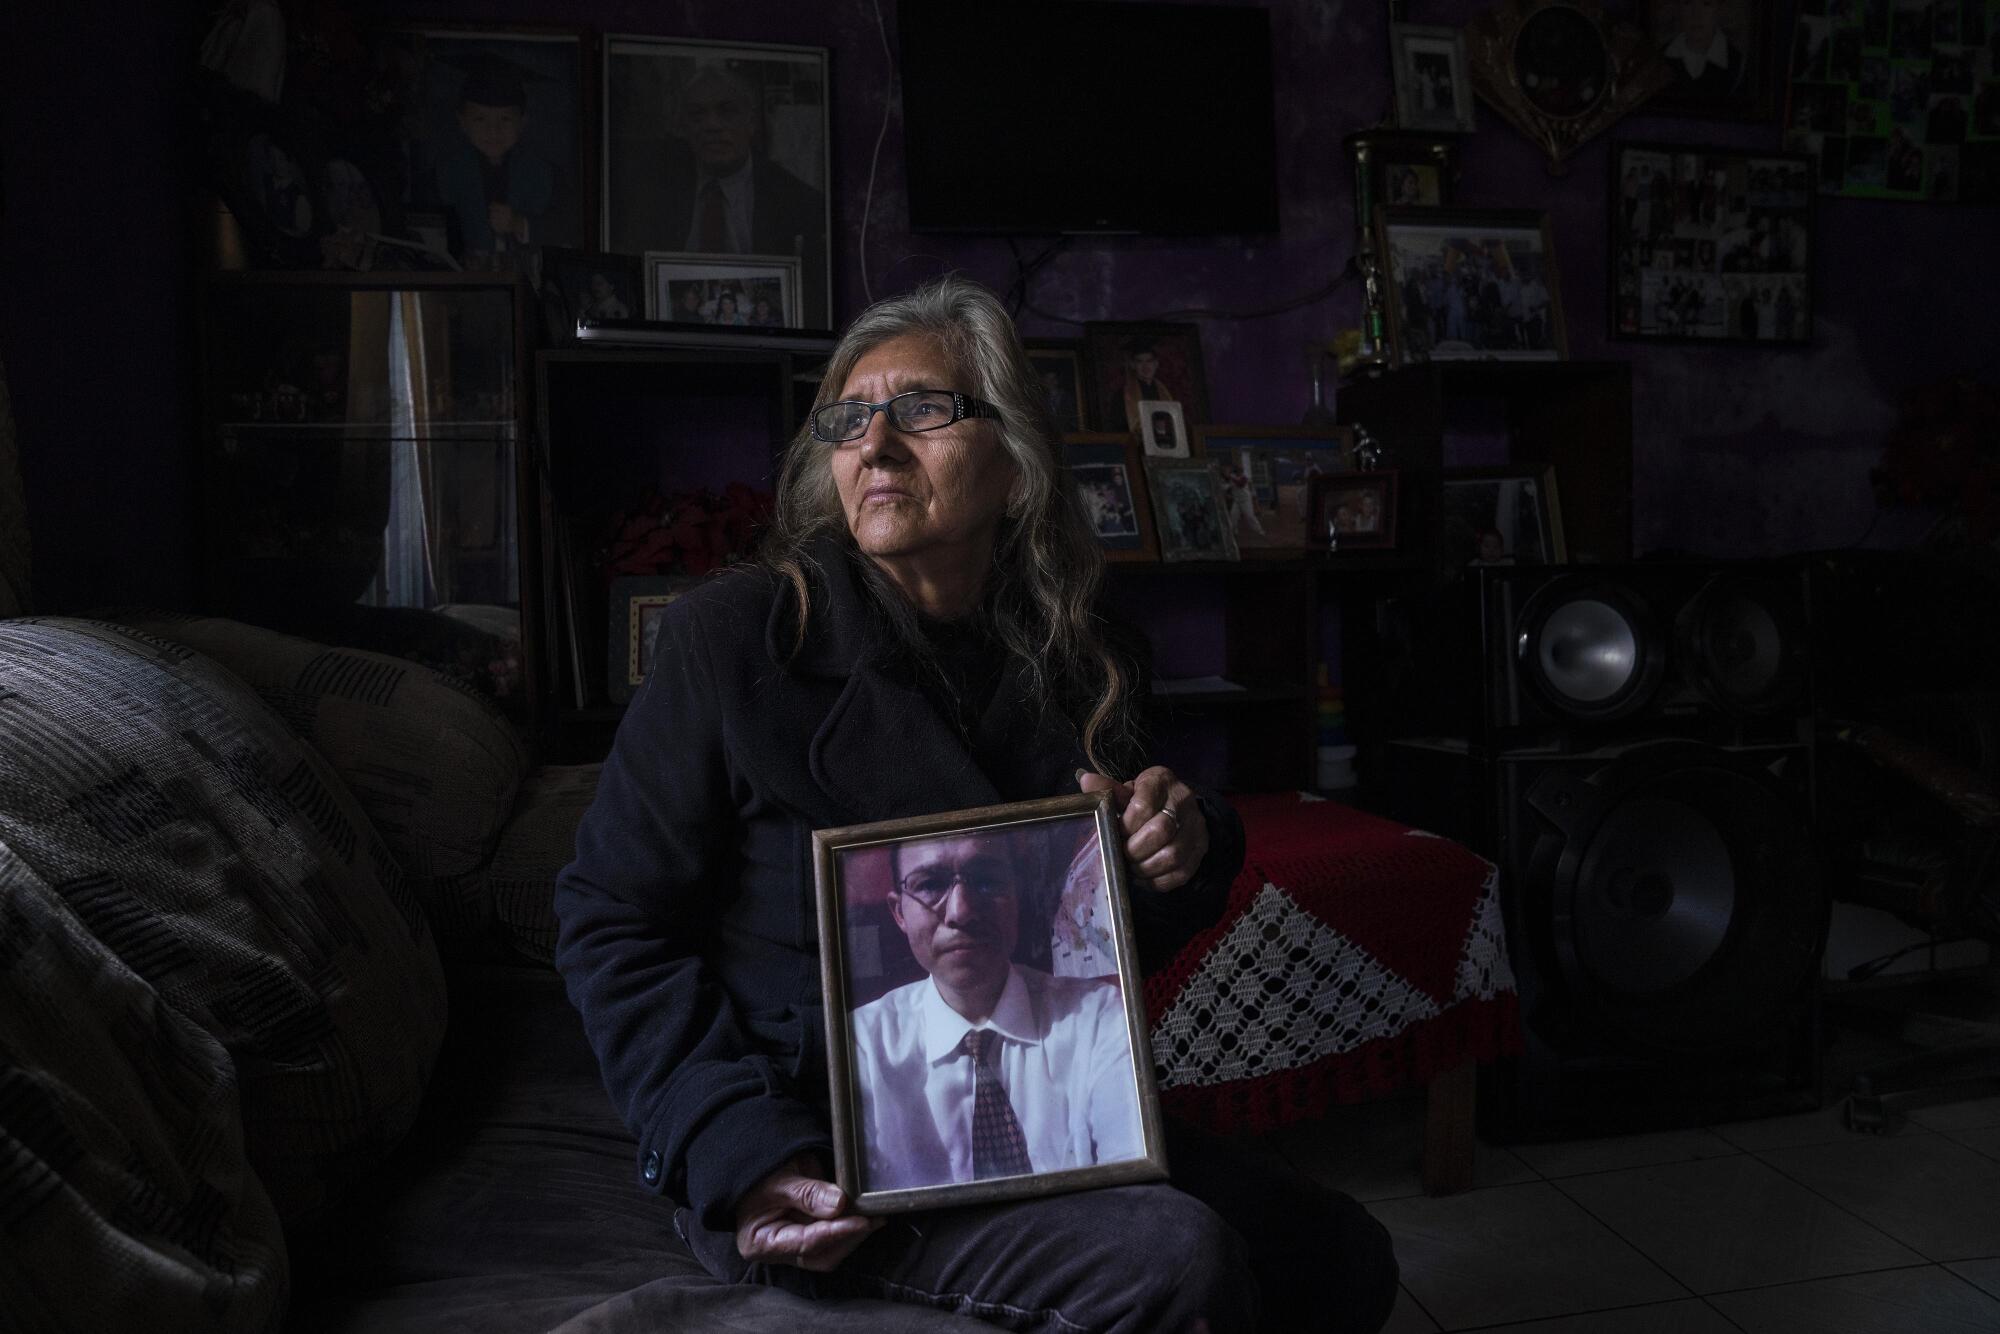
898,0,1279,235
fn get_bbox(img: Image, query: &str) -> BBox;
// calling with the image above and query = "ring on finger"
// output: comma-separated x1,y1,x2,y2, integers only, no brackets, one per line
1157,802,1182,835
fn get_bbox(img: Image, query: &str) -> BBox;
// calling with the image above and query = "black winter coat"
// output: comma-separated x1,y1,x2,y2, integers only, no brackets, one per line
553,540,1243,1231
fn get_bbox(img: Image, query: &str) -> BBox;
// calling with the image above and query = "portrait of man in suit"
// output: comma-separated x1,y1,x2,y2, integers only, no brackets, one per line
605,43,831,328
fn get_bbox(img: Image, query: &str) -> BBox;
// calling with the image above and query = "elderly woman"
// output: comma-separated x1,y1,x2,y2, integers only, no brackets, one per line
555,277,1396,1332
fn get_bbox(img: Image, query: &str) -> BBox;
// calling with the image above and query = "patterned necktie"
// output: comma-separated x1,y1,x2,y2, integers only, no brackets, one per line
696,179,729,251
963,1029,1032,1179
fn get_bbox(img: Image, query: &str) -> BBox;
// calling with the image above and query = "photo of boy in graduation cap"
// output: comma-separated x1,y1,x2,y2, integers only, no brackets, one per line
396,31,585,264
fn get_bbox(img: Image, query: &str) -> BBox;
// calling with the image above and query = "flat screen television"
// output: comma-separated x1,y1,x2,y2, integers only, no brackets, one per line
898,0,1279,235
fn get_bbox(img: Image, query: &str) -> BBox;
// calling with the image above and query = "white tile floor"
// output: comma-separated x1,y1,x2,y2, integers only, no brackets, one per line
1274,1074,2000,1331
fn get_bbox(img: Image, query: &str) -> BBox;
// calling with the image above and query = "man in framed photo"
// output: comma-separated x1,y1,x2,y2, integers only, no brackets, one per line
613,61,826,323
847,831,1144,1193
1119,338,1176,432
1661,0,1751,100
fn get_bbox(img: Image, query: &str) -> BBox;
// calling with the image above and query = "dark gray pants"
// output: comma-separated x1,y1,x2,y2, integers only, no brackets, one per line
680,1122,1400,1334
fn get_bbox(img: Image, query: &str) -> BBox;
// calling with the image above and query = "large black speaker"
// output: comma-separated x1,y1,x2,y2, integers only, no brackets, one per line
1380,562,1828,1140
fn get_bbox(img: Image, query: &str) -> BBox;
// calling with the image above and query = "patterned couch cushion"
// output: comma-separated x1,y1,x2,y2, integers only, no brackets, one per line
0,846,288,1332
0,618,447,1220
486,764,600,964
107,611,531,947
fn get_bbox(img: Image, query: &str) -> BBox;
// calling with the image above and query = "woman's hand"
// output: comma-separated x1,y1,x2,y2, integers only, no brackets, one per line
1077,765,1209,893
733,1153,882,1272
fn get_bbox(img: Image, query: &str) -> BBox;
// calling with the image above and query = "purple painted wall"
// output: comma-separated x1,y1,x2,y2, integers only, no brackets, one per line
3,0,1996,610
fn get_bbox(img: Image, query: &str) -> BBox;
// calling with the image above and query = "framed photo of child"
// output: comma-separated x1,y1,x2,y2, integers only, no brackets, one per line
377,27,591,268
1062,433,1159,562
1080,322,1212,439
1193,425,1355,554
1307,472,1400,552
603,37,832,330
1146,459,1240,563
814,792,1168,1213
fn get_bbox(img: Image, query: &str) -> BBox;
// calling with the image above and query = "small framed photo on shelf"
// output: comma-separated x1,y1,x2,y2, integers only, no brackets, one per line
1026,339,1090,433
1137,400,1191,459
541,247,644,331
602,36,832,328
1641,0,1777,121
1194,425,1355,555
1062,434,1159,563
1390,23,1478,134
1439,464,1566,566
1610,143,1812,345
813,791,1168,1213
1375,207,1568,366
1308,471,1400,552
607,574,702,704
1081,322,1213,439
1145,459,1240,563
643,251,799,326
1346,130,1462,218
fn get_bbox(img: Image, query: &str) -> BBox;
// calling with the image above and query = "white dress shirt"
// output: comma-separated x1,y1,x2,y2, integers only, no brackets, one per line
1664,29,1731,80
849,965,1146,1193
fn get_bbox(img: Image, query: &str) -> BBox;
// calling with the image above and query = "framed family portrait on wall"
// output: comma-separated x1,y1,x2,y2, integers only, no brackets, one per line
1193,426,1355,554
1439,465,1566,566
1640,0,1778,119
1610,142,1812,344
814,792,1168,1213
376,26,591,268
1390,23,1479,133
603,36,831,328
1063,434,1159,562
1375,207,1568,365
643,251,798,325
1081,322,1212,440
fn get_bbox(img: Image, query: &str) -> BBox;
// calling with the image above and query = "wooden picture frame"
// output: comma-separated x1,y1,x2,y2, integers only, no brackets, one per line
375,26,594,268
1375,207,1569,366
1026,339,1090,433
1080,322,1212,439
1609,142,1813,345
1307,471,1401,552
540,247,643,334
1391,23,1480,133
1193,425,1356,555
1062,434,1159,563
602,35,832,328
814,791,1169,1214
643,250,800,326
1640,0,1779,121
1439,464,1567,566
1145,459,1240,563
607,573,701,704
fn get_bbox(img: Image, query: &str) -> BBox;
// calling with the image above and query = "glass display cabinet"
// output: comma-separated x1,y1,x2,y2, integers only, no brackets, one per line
199,272,537,724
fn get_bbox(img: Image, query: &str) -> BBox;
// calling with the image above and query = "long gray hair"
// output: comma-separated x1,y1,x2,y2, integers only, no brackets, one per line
759,275,1140,777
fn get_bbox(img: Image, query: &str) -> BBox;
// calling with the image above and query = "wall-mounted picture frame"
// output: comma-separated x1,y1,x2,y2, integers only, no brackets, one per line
1375,207,1568,366
813,791,1169,1213
1440,464,1567,566
1081,322,1212,439
376,26,592,269
1464,0,1673,169
607,573,701,704
1610,142,1813,344
1062,434,1159,562
1145,459,1240,563
540,247,643,334
1640,0,1778,120
1193,426,1356,554
1391,23,1480,133
1137,400,1191,459
1308,471,1401,552
643,250,799,326
1025,339,1090,433
603,35,831,328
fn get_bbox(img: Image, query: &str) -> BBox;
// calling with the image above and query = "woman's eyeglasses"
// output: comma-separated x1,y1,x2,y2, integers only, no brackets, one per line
809,390,1002,445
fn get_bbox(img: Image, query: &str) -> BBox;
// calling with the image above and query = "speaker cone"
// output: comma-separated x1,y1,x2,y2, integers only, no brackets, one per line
1524,742,1825,1053
1677,574,1805,715
1516,579,1664,721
